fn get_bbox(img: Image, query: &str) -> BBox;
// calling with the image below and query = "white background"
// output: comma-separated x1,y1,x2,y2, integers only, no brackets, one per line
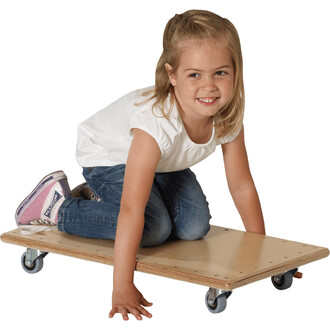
0,0,329,329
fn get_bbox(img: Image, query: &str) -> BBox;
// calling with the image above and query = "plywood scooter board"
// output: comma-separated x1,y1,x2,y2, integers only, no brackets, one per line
1,225,329,313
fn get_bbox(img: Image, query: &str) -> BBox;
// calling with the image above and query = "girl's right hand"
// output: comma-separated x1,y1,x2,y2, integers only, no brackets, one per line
109,283,153,321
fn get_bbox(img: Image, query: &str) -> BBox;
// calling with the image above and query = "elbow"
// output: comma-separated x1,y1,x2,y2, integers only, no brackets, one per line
118,202,145,221
228,177,256,197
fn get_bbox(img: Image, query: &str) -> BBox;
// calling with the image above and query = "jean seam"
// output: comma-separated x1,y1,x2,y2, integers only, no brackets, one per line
57,196,76,231
155,175,180,225
58,196,118,232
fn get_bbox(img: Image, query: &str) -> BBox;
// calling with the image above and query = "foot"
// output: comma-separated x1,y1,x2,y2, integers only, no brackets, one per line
15,171,71,226
71,183,101,201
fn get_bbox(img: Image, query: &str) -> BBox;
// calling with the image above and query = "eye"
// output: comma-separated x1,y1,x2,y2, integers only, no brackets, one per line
189,73,200,78
215,70,227,76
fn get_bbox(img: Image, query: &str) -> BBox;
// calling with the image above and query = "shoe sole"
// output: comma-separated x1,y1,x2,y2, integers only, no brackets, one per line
15,171,67,226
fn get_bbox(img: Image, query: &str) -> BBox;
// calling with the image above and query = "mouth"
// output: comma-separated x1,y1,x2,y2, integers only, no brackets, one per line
197,97,218,105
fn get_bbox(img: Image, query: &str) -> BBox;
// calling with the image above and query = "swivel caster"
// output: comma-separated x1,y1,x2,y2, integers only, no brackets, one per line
205,288,232,314
21,248,48,274
271,268,298,290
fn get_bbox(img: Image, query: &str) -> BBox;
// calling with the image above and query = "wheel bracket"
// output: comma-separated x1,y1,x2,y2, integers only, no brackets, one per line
207,287,219,306
24,248,48,267
25,248,39,267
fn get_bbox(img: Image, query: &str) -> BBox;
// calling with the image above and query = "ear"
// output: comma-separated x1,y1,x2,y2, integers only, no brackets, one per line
165,63,177,87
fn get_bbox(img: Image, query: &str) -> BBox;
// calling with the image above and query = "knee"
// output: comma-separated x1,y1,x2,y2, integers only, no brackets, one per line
175,214,211,241
140,226,172,247
140,214,172,247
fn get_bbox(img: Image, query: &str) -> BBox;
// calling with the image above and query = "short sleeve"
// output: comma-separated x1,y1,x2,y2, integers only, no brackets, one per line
128,108,173,156
217,125,242,145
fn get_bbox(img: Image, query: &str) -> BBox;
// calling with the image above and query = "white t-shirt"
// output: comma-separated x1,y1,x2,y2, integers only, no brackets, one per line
76,87,241,173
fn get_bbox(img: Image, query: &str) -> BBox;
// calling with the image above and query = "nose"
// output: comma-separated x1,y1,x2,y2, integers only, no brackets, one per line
201,76,217,92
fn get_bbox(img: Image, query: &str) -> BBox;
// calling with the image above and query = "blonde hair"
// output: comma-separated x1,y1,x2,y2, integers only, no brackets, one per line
146,9,244,139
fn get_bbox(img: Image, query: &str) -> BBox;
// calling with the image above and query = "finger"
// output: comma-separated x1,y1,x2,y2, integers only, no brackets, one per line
109,307,118,318
141,297,153,306
120,307,129,321
127,307,143,321
137,306,152,318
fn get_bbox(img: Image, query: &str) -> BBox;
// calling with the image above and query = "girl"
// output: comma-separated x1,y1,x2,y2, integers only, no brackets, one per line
15,10,265,320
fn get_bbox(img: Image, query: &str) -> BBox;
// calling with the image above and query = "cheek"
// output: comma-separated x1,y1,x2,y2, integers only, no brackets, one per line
223,80,234,98
175,83,195,100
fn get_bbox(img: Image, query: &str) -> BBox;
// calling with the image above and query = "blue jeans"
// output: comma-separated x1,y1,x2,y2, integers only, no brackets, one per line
57,165,211,247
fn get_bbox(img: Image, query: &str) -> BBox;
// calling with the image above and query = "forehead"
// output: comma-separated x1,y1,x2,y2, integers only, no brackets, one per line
177,38,232,69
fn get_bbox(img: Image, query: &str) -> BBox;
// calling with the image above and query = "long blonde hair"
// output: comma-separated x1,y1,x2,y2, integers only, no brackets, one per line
145,9,244,138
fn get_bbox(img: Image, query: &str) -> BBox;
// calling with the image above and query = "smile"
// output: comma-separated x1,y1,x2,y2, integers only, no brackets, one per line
197,97,218,105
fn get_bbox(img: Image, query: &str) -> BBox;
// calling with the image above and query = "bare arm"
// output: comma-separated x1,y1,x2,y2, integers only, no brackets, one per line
109,128,161,320
221,126,265,235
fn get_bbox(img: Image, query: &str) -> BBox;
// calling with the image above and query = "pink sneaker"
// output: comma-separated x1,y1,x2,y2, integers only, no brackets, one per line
15,171,71,226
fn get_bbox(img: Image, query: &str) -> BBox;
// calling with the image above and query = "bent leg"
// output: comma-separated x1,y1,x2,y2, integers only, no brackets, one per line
155,169,211,241
57,166,124,239
140,183,172,247
57,196,119,239
58,165,172,246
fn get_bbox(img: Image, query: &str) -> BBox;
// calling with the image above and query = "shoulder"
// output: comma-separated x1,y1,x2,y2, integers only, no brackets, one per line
217,124,243,145
107,86,155,110
221,125,245,156
129,91,181,155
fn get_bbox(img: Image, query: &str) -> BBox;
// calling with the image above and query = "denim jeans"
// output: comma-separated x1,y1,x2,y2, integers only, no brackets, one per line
57,165,211,247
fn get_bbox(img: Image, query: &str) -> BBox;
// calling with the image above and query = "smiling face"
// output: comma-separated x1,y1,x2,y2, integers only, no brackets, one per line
166,38,234,123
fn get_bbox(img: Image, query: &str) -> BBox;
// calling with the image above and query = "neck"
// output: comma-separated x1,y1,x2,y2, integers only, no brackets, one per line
180,114,213,144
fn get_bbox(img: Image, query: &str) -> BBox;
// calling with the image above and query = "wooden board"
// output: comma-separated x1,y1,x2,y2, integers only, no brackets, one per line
1,226,328,290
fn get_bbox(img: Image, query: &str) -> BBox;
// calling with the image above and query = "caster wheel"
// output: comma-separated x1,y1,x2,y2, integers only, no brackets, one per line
271,270,293,290
205,291,227,313
21,252,44,274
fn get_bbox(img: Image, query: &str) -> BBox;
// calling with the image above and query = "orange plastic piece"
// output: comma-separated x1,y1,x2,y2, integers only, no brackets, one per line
293,271,303,279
